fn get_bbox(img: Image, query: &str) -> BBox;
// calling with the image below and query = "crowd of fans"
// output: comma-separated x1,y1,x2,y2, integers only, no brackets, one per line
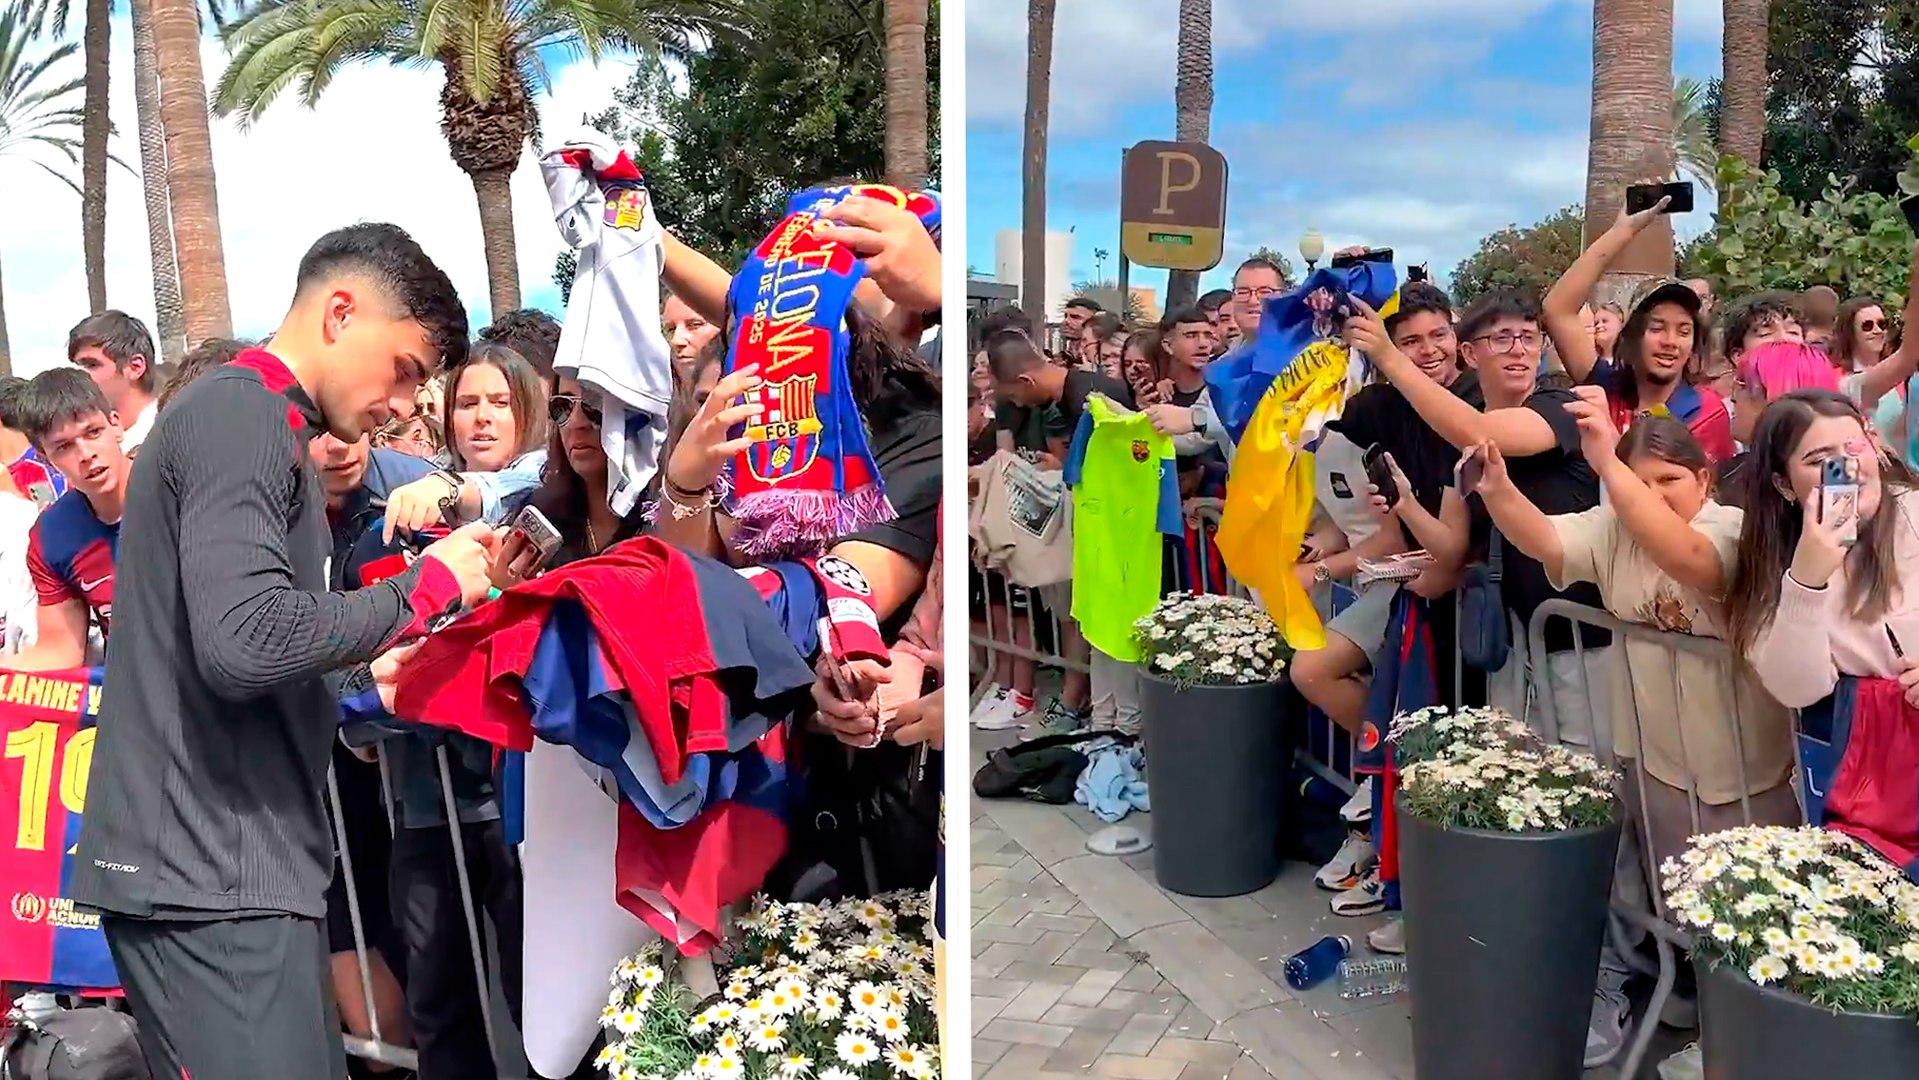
3,188,944,1080
967,189,1919,1073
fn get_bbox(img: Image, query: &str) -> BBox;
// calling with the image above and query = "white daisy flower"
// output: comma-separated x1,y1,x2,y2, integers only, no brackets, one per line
835,1030,881,1066
884,1044,933,1079
749,1019,788,1052
709,1055,743,1080
594,1044,621,1069
778,1054,813,1078
872,1008,909,1042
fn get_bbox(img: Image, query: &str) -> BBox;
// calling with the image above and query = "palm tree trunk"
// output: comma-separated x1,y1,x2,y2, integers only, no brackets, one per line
80,0,110,313
469,167,521,318
148,0,232,343
1720,0,1769,192
0,249,12,377
1585,0,1675,302
1022,0,1056,322
882,0,929,190
131,0,183,362
1165,0,1212,312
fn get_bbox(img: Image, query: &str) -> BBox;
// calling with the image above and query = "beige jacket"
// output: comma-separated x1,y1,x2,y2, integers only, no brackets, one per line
969,450,1074,587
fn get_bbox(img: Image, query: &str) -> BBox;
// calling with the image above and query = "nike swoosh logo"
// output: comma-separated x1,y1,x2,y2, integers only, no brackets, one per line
80,576,110,592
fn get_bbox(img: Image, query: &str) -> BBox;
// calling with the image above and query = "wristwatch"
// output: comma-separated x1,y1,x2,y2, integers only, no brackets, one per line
1312,562,1333,585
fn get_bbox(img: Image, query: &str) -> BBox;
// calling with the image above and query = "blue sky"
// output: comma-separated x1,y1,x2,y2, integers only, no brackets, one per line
965,0,1725,297
0,16,633,372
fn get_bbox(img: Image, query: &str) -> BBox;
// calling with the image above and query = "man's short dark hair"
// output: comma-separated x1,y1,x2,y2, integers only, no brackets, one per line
478,308,560,378
1456,289,1542,344
1159,304,1210,331
17,368,113,447
67,310,158,393
295,223,469,369
1063,297,1102,314
1722,291,1805,357
1385,282,1454,338
1198,289,1232,315
976,305,1037,343
985,329,1048,382
1235,257,1287,283
0,376,28,432
159,337,251,411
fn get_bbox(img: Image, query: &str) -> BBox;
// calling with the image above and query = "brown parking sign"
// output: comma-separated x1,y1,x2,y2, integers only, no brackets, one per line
1120,140,1228,272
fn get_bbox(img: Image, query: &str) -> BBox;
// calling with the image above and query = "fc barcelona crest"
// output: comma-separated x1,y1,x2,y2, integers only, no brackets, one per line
1131,440,1150,463
604,184,649,231
745,374,827,484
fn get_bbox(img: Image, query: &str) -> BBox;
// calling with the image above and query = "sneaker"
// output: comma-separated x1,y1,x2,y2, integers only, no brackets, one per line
1030,698,1089,736
1366,917,1405,955
1314,833,1376,891
972,687,1022,730
1330,868,1386,916
1583,988,1632,1069
1656,1043,1703,1080
1340,778,1375,824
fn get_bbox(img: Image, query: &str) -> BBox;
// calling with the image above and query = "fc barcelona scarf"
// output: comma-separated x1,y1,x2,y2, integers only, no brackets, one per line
723,184,941,558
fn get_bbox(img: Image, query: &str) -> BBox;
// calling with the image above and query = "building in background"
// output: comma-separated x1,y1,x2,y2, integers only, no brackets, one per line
993,229,1073,322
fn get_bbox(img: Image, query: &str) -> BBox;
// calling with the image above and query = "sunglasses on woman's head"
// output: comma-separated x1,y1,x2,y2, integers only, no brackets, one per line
549,394,603,427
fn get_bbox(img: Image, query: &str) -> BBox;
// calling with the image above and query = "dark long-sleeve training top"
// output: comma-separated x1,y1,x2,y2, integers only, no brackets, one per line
69,350,463,920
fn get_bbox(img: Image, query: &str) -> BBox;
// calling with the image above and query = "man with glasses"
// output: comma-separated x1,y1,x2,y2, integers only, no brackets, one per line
1226,257,1286,350
1349,288,1616,1061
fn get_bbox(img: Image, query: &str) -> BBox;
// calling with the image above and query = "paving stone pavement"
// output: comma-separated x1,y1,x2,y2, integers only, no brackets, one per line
968,729,1682,1080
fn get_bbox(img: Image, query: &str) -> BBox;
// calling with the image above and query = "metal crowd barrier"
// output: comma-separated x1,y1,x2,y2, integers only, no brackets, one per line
325,741,500,1071
1526,599,1799,1080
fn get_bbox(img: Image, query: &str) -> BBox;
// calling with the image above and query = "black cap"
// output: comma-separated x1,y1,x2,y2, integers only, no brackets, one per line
1630,279,1704,320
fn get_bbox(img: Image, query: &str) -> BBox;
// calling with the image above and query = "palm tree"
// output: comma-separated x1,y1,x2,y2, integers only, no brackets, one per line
214,0,752,319
25,0,109,313
149,0,232,344
1673,76,1716,193
1585,0,1675,294
129,0,182,360
1022,0,1055,321
881,0,927,190
0,1,87,373
1165,0,1211,311
1719,0,1769,188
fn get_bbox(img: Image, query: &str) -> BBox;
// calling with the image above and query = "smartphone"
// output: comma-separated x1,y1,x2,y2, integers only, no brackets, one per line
1819,455,1861,548
1625,181,1694,215
1901,192,1919,236
1455,445,1486,496
1364,445,1399,511
1331,247,1395,270
509,504,565,566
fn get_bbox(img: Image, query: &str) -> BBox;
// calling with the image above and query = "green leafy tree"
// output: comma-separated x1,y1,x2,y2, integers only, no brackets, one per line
1,1,88,373
1673,76,1716,193
1689,156,1912,309
1448,206,1586,307
553,0,940,299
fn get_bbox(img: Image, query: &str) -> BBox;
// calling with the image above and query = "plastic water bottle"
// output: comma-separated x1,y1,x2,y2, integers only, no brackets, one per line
1338,956,1408,999
1283,935,1351,990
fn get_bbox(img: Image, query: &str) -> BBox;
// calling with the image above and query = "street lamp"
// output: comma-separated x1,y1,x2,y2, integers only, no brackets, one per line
1299,229,1326,273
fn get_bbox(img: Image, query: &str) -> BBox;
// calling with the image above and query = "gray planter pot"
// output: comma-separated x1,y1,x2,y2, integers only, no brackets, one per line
1696,955,1919,1077
1399,798,1621,1080
1138,672,1288,897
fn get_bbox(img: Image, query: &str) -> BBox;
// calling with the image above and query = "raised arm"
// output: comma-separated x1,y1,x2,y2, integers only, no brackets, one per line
662,231,733,327
1543,191,1672,384
1563,387,1728,594
1346,302,1563,456
1842,241,1919,405
1472,443,1566,583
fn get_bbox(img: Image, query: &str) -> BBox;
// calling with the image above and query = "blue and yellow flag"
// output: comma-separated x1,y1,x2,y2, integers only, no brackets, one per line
1208,264,1398,649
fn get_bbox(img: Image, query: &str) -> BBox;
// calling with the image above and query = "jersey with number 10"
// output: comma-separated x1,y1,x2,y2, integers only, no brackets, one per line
1062,394,1181,662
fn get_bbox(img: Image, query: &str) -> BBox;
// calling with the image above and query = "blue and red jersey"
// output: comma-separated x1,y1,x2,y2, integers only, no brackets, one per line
26,490,118,636
9,446,66,509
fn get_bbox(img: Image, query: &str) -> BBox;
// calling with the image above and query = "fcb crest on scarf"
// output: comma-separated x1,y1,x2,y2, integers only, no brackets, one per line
723,184,941,558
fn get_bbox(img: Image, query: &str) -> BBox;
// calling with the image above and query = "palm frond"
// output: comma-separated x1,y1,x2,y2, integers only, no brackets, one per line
0,2,86,196
214,0,411,122
1674,75,1717,194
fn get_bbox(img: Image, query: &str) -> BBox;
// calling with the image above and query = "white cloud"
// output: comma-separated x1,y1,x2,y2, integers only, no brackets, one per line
0,18,635,374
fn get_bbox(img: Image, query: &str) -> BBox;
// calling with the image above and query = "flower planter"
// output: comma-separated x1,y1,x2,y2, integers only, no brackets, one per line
1696,955,1919,1077
1138,672,1289,897
1398,799,1621,1080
